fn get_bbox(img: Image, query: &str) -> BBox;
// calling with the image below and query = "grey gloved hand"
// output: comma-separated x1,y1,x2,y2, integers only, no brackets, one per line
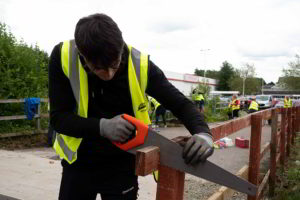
182,133,214,165
99,115,135,142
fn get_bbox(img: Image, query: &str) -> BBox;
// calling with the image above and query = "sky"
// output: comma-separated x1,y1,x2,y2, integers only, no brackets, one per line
1,0,300,83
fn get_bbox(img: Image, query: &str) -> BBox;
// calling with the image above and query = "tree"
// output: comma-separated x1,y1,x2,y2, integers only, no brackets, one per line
0,22,49,99
0,22,50,132
239,63,256,96
190,83,211,100
280,55,300,90
228,64,263,95
217,61,235,91
194,68,219,79
229,77,262,95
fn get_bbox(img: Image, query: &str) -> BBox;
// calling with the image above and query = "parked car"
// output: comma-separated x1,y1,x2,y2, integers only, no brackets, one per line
256,95,274,109
274,100,284,108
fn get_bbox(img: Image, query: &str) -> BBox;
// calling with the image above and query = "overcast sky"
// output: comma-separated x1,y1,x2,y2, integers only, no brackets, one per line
1,0,300,83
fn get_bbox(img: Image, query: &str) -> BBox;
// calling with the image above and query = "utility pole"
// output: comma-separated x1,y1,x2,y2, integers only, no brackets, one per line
200,49,210,84
240,72,246,97
261,78,264,94
242,77,246,97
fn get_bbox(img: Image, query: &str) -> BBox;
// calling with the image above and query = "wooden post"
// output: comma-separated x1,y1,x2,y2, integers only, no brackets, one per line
248,113,262,200
156,165,185,200
134,136,186,200
135,146,160,176
296,107,300,133
269,109,278,197
36,104,41,131
287,108,292,157
155,137,187,200
291,107,296,145
280,108,286,167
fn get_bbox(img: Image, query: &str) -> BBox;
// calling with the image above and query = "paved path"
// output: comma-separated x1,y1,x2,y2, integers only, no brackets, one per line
0,123,272,200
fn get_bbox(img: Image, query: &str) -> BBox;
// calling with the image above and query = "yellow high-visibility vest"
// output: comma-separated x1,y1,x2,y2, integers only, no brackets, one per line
284,98,292,108
149,97,160,110
53,40,150,164
195,94,204,101
249,100,258,111
229,99,240,111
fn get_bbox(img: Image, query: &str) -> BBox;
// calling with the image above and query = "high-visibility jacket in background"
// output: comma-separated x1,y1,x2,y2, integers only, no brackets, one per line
53,40,150,164
149,97,160,111
195,94,204,101
249,100,258,111
229,99,240,111
284,98,292,108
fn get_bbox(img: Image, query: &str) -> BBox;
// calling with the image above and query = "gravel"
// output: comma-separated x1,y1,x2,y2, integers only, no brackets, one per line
184,178,220,200
183,175,248,200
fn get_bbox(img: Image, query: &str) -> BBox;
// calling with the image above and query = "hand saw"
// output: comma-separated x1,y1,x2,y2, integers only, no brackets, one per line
113,114,258,196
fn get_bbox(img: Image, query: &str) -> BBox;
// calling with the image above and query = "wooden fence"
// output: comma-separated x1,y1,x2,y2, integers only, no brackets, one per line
0,98,49,138
1,98,299,199
133,107,300,200
207,107,300,200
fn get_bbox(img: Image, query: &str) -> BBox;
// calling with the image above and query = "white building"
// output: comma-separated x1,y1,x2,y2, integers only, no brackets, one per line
163,70,218,96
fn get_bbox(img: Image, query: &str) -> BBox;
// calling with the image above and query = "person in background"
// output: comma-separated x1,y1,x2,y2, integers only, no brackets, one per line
228,95,240,119
248,96,259,113
284,96,293,108
192,88,205,113
148,96,167,128
49,13,214,200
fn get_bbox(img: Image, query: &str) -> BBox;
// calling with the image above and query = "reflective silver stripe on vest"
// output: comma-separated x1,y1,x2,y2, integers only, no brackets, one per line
56,134,76,161
69,40,80,105
131,47,141,86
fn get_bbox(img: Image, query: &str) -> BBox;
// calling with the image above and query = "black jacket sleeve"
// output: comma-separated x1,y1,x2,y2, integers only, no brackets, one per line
48,44,100,139
146,61,211,135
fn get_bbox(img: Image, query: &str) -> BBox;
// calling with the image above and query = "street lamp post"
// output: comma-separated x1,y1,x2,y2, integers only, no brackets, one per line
242,77,246,97
261,78,264,94
200,49,210,84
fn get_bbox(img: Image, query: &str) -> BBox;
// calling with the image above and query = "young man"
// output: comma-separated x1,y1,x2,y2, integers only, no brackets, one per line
49,13,214,200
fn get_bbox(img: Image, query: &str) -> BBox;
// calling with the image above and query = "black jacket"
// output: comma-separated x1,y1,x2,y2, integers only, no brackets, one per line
48,43,211,172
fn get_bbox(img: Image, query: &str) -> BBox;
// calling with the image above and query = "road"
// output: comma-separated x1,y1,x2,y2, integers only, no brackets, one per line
0,123,272,200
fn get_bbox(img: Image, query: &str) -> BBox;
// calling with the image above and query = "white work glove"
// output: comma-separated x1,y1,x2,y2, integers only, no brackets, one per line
99,115,135,143
182,133,214,165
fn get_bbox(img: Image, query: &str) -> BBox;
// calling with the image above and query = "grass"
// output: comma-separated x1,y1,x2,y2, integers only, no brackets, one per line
271,135,300,200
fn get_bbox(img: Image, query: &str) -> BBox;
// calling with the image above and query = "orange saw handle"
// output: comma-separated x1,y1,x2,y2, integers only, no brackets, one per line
113,114,149,151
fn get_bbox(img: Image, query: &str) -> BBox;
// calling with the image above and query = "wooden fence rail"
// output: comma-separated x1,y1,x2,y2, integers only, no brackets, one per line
0,98,49,138
1,98,299,200
156,107,300,200
206,106,300,200
135,106,299,200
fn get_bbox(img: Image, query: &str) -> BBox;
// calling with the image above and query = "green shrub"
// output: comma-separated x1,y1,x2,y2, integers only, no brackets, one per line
0,22,49,134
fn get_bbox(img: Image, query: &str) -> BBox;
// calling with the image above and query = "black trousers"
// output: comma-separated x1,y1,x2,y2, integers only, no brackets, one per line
59,167,138,200
228,109,239,119
232,109,239,118
155,105,166,125
248,109,257,114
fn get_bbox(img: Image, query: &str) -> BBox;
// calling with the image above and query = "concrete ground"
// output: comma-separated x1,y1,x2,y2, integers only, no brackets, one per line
0,123,272,200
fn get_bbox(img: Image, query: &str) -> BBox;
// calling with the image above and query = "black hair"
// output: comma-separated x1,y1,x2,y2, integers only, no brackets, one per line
75,13,124,68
